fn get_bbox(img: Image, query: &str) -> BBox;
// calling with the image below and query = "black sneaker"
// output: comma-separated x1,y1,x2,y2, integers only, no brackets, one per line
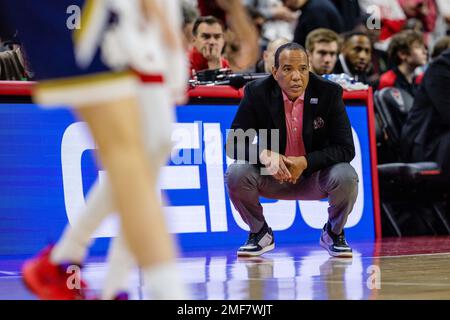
237,223,275,257
320,223,352,258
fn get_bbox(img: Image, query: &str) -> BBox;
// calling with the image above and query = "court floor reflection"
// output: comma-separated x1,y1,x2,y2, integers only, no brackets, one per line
2,236,450,299
180,245,375,300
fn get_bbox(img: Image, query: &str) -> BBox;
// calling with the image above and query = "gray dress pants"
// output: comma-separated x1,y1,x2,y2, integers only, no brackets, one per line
225,162,359,235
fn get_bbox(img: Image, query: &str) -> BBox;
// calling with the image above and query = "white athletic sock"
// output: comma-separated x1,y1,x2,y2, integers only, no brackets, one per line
143,262,190,300
102,233,134,300
51,179,114,265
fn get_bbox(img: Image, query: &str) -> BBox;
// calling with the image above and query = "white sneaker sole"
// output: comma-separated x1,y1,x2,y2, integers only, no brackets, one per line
237,243,275,257
320,237,353,258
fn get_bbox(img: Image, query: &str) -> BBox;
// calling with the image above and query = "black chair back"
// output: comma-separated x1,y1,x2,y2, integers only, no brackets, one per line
374,87,414,162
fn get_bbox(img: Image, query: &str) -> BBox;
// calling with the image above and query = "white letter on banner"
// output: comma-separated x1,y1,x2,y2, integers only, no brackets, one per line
62,122,208,236
161,122,207,233
61,122,120,238
299,127,364,229
61,122,93,228
203,123,228,232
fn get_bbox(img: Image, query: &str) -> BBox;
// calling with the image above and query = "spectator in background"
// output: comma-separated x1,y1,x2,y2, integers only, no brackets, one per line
255,37,290,73
436,0,450,34
195,0,260,72
398,0,437,34
353,15,390,84
243,0,297,42
305,28,340,76
358,0,407,42
414,35,450,83
281,0,344,47
403,17,425,34
329,0,363,32
378,30,428,96
431,36,450,59
334,32,373,84
401,48,450,178
188,16,230,76
181,1,199,50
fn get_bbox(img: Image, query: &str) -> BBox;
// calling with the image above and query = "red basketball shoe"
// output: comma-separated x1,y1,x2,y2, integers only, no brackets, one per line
22,245,87,300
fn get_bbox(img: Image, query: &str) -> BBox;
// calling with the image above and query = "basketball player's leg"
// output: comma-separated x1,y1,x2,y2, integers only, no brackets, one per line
75,92,187,299
75,96,173,266
50,178,112,265
51,83,179,299
101,231,134,299
101,84,180,299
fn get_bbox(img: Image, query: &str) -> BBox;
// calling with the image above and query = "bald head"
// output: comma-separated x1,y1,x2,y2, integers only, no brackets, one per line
263,38,290,73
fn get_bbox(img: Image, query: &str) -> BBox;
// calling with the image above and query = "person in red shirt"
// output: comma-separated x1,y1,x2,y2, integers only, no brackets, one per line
378,30,427,97
188,15,230,76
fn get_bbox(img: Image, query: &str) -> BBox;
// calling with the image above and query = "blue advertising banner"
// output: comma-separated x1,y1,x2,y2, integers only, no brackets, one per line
0,103,375,256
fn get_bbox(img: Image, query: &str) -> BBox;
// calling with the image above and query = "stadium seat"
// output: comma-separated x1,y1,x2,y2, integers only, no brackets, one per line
374,87,450,236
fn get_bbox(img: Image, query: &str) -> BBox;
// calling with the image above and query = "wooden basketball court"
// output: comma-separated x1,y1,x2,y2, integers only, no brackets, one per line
1,236,450,299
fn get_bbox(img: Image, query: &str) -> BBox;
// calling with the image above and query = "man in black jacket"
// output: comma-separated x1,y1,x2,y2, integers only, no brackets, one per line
225,42,358,258
401,48,450,178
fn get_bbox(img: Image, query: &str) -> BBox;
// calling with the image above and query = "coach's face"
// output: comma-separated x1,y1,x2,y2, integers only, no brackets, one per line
272,49,309,101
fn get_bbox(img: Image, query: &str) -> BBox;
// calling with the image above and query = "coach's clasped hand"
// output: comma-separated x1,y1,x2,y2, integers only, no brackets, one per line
286,156,308,184
259,149,307,184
